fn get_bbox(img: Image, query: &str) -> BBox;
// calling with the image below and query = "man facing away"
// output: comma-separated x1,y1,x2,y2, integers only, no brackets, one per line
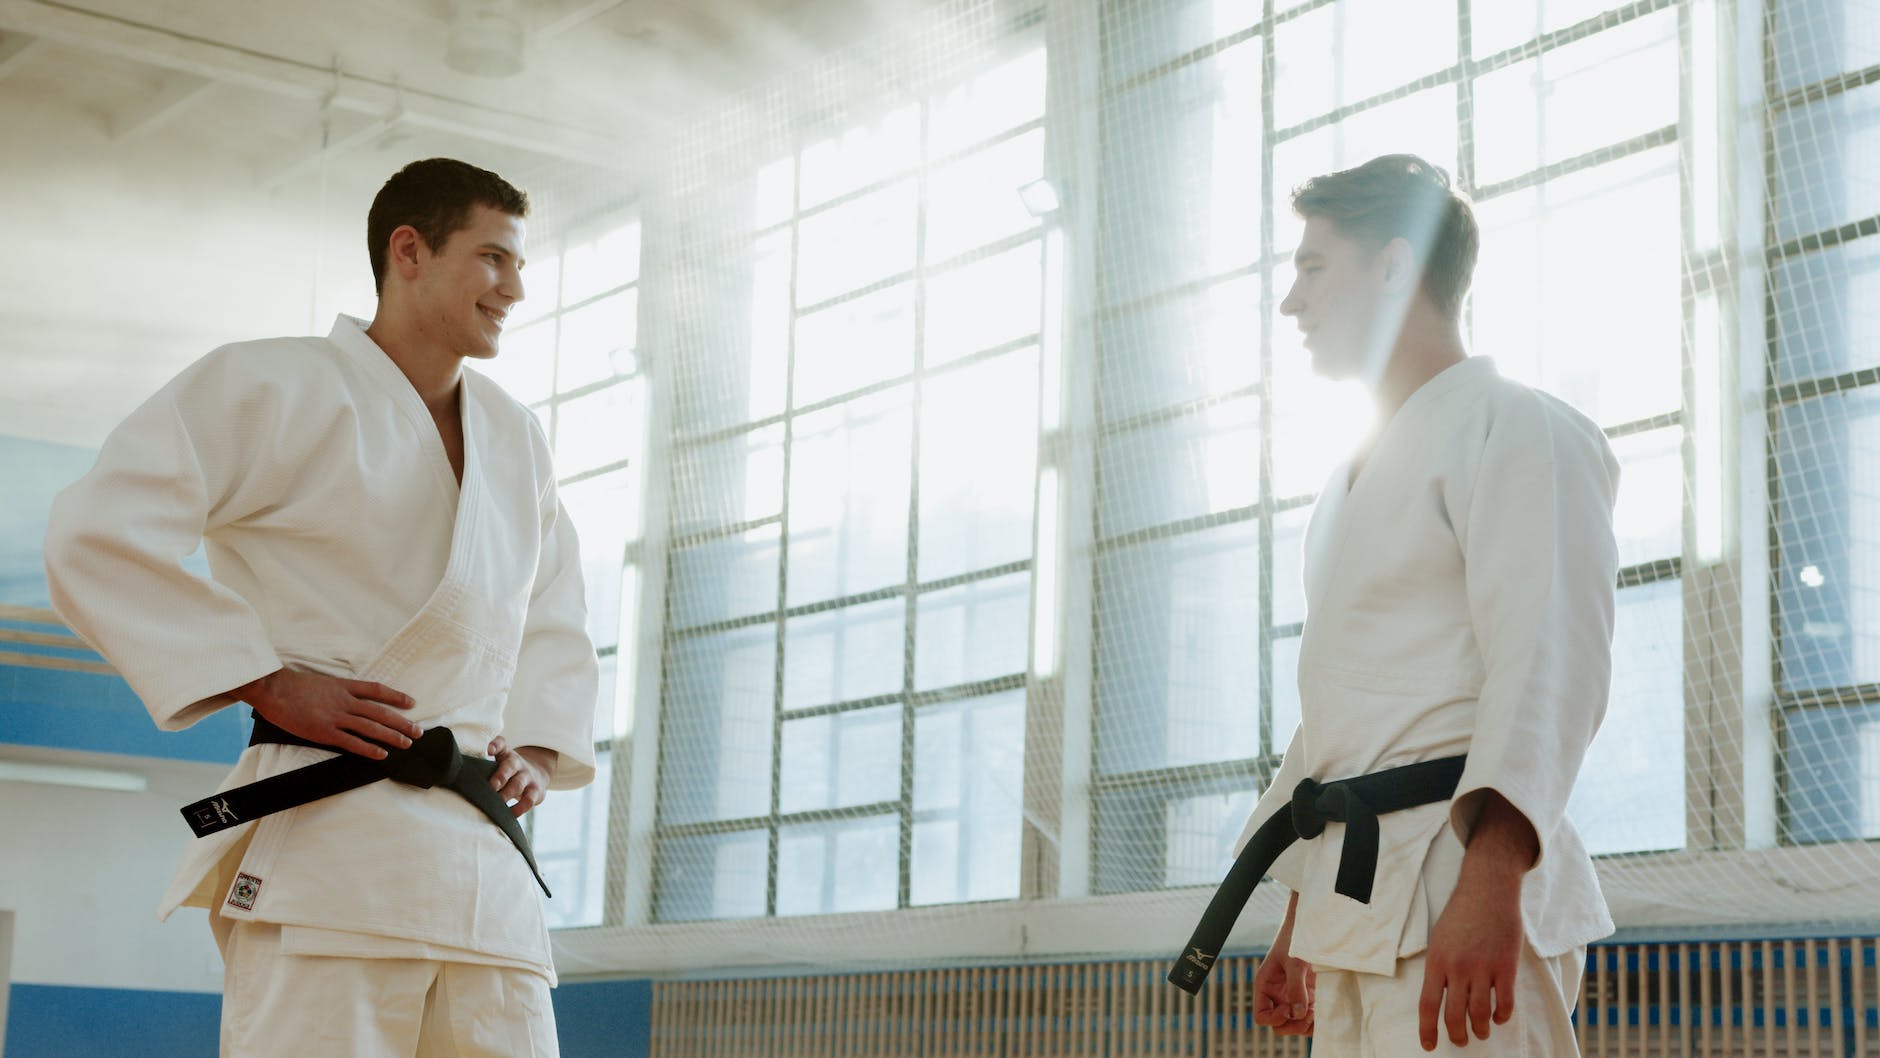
1244,154,1620,1054
45,157,598,1057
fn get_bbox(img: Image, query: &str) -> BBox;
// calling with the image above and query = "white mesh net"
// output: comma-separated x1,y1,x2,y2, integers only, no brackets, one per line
503,0,1880,977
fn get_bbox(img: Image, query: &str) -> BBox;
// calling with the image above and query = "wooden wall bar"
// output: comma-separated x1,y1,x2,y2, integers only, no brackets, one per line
649,938,1880,1056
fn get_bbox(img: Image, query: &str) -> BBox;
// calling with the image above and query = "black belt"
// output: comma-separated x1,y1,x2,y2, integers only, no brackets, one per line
178,713,552,898
1166,754,1466,994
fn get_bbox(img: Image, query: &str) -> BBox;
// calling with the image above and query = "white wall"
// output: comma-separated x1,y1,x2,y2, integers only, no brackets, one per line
0,747,228,993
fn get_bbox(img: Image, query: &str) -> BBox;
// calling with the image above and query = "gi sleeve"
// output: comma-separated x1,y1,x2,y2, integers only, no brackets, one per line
1447,393,1620,868
43,351,285,730
501,477,601,791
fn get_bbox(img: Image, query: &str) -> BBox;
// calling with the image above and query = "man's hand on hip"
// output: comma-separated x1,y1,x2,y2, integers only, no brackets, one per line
238,668,422,759
488,737,557,818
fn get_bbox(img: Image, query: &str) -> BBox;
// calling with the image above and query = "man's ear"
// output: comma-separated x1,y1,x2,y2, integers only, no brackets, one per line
384,225,430,283
1377,236,1420,296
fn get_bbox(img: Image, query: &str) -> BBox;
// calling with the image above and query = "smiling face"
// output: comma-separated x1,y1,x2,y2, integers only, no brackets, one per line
402,203,527,361
1278,215,1409,382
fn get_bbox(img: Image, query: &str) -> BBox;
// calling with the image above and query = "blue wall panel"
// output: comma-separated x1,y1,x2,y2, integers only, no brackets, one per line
3,979,654,1057
4,984,220,1058
555,978,654,1058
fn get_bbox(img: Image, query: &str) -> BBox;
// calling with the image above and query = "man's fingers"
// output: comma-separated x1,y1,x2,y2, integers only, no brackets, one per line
346,680,415,709
1417,965,1445,1051
1469,974,1494,1040
1444,978,1470,1046
488,735,509,757
1493,967,1517,1025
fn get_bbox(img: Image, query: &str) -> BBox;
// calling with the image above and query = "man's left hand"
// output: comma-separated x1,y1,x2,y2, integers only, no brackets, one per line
488,736,558,818
1418,791,1537,1050
1417,871,1522,1049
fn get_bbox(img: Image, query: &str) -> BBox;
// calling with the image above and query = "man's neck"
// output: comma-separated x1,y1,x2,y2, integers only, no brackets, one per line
1372,306,1468,419
365,314,464,417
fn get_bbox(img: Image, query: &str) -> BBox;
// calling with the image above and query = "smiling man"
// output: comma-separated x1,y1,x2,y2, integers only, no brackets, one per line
45,158,597,1056
1231,155,1621,1055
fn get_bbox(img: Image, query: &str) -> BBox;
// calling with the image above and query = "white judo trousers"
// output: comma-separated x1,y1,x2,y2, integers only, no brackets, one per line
217,917,560,1058
1310,942,1584,1058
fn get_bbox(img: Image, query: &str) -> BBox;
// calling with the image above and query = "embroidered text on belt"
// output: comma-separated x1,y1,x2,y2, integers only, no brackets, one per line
179,713,553,898
1165,754,1466,994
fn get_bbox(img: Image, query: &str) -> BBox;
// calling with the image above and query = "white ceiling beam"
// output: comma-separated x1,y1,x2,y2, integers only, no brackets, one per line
0,27,43,79
0,0,630,170
538,0,631,41
262,109,405,189
110,71,215,141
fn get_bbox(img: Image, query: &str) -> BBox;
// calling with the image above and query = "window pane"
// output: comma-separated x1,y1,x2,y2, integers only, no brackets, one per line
1474,0,1641,60
560,469,637,649
669,527,780,629
915,572,1032,691
918,348,1039,581
780,705,901,814
659,627,775,824
1474,10,1678,187
1274,0,1456,128
1271,85,1459,257
1272,634,1302,752
1774,83,1880,248
556,288,638,392
1775,389,1880,691
1784,702,1880,842
928,48,1047,156
786,388,914,605
537,747,610,930
554,379,641,476
481,318,556,406
655,830,768,922
801,105,920,209
912,690,1025,905
1774,0,1880,95
674,231,791,434
1097,276,1257,422
1097,396,1259,538
797,181,918,306
776,815,900,916
1611,427,1681,568
1094,785,1259,894
671,425,784,537
923,129,1045,264
793,281,915,407
1272,505,1310,627
1472,147,1682,427
513,254,561,326
924,242,1043,367
561,222,641,304
1096,521,1261,773
754,156,794,229
1569,578,1685,854
782,598,905,710
1098,0,1260,85
1098,37,1261,302
1775,235,1880,385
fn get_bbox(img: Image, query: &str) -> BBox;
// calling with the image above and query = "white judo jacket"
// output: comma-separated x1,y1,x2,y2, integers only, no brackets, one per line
1241,356,1620,975
45,315,598,980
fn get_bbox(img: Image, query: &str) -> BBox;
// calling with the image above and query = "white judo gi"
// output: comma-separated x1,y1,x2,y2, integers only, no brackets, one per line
1240,356,1619,1052
45,316,598,1049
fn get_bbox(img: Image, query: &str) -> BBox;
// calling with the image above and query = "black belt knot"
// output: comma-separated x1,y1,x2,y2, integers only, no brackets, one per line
1165,753,1467,995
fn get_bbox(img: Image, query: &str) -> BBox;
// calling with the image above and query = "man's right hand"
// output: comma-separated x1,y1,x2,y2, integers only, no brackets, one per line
1253,893,1316,1037
235,668,422,759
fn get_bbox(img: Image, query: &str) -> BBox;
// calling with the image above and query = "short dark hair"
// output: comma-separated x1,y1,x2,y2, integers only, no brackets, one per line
367,158,530,292
1291,154,1479,320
